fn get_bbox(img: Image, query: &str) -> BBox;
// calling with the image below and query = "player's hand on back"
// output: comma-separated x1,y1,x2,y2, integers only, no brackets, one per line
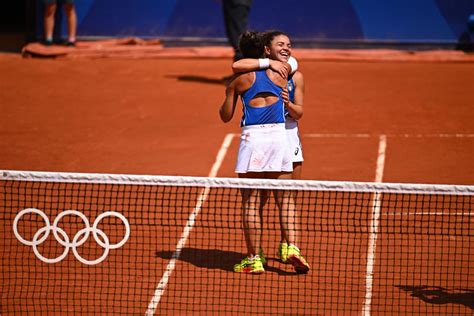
269,60,290,78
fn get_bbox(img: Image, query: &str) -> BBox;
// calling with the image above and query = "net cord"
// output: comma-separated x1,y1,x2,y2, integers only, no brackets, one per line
2,170,473,195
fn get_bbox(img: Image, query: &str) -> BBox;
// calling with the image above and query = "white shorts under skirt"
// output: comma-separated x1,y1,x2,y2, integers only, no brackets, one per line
235,123,293,173
286,119,304,163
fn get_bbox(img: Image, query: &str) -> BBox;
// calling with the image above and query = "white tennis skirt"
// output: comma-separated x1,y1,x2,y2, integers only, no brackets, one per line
235,123,293,173
286,118,304,163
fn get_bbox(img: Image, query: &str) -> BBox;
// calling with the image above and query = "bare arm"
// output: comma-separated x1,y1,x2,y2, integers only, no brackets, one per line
232,58,291,78
231,58,259,73
219,80,238,123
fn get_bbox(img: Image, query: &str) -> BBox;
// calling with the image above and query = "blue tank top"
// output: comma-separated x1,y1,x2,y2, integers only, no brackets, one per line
240,70,286,127
288,76,296,102
284,76,296,118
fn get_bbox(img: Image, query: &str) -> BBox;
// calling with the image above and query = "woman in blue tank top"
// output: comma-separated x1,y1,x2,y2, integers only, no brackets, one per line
233,30,305,179
219,31,310,275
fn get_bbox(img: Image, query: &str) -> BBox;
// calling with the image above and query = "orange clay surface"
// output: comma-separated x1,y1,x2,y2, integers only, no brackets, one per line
0,50,473,314
1,52,472,184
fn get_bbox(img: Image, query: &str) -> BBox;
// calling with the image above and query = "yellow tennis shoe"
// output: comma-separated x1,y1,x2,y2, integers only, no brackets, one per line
277,241,289,263
259,249,267,266
233,256,265,274
287,244,310,274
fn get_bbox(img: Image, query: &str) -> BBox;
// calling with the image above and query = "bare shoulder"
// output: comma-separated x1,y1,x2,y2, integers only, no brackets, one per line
292,71,304,82
266,69,287,88
233,72,255,94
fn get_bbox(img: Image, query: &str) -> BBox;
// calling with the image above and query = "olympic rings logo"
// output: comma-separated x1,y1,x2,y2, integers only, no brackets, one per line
13,208,130,265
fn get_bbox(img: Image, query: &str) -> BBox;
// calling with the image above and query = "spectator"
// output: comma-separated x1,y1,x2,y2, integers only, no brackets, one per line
43,0,77,46
222,0,253,61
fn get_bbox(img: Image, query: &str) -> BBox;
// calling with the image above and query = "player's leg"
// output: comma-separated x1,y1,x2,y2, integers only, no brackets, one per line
43,1,57,45
270,171,296,245
234,172,264,274
292,161,303,180
63,2,77,45
240,188,261,256
258,189,269,265
275,161,303,262
272,171,310,273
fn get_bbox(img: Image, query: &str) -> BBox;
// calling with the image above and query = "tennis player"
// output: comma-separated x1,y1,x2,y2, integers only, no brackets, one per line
219,31,310,274
231,30,306,265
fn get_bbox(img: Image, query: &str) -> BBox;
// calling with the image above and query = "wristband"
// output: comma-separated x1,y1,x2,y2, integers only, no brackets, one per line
288,56,298,74
258,58,270,69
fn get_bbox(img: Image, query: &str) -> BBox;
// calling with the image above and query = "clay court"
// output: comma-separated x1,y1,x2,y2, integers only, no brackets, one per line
1,48,473,182
0,45,473,315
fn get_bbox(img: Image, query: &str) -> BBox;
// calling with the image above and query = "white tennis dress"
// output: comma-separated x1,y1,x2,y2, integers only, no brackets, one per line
235,70,293,173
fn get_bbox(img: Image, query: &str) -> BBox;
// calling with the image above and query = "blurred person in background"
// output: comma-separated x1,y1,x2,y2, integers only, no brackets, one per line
222,0,253,61
43,0,77,46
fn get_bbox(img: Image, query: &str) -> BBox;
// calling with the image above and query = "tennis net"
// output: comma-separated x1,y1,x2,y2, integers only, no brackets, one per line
1,170,473,315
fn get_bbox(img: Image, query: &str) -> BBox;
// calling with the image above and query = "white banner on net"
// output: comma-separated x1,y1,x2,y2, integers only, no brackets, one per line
1,169,473,195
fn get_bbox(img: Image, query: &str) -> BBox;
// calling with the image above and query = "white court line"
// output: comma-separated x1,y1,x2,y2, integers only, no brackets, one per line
362,134,387,316
385,212,473,216
374,135,386,184
145,133,235,315
397,133,474,138
305,133,474,138
305,133,371,138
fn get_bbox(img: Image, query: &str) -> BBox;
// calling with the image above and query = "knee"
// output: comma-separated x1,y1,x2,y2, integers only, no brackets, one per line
45,4,57,16
63,4,76,15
